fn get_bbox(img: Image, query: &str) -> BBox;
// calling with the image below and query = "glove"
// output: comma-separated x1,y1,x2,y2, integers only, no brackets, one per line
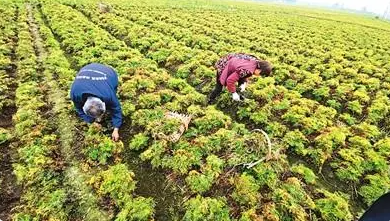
239,82,247,92
232,92,241,101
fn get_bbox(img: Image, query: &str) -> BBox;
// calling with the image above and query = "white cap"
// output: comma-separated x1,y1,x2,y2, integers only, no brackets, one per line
83,96,106,118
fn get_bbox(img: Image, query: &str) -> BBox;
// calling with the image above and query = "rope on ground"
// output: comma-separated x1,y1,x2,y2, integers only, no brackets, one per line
242,129,275,169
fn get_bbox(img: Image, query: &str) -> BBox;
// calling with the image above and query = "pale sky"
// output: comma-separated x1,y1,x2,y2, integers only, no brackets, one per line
298,0,389,15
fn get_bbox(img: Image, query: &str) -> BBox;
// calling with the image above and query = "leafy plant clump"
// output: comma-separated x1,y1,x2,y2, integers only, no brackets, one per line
90,164,155,220
315,190,353,221
84,125,124,165
183,195,231,221
0,128,12,144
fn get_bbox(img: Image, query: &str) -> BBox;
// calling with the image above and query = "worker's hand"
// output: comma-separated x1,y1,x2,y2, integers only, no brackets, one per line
239,82,247,92
112,128,120,142
232,92,241,101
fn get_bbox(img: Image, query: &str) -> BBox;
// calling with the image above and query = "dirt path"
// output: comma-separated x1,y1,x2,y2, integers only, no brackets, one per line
0,6,21,221
27,4,112,220
0,125,21,221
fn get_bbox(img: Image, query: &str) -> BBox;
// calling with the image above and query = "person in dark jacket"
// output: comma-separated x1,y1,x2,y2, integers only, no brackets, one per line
208,53,272,103
70,63,122,141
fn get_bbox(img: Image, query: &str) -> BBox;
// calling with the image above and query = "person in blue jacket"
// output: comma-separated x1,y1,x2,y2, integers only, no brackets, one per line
70,63,122,141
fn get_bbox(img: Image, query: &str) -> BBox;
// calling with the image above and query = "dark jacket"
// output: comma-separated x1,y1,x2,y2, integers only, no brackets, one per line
360,192,390,221
216,53,259,93
70,63,122,128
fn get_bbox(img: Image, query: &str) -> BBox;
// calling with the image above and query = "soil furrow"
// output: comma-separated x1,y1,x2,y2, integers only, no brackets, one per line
0,5,21,221
27,4,110,220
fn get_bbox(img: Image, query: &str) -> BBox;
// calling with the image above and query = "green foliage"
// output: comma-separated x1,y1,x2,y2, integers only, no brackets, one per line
239,208,261,221
91,164,155,220
122,101,136,117
116,197,155,221
291,164,317,184
347,100,363,115
331,148,364,182
138,93,161,109
312,126,349,166
139,140,165,160
132,108,164,127
362,149,388,173
272,177,315,220
187,105,205,117
283,130,308,155
183,195,231,221
253,163,279,188
92,164,136,202
326,99,341,110
339,113,356,125
167,78,189,91
250,108,270,125
85,135,124,165
374,138,390,156
265,117,287,136
191,128,235,154
148,117,182,138
315,190,352,221
0,127,11,144
186,170,213,194
186,155,224,193
36,189,68,219
129,133,149,151
158,89,177,103
121,76,156,97
164,147,202,174
348,135,371,149
359,174,390,206
237,99,257,120
192,106,231,134
17,0,390,220
367,95,390,123
313,86,330,101
231,173,260,206
353,123,380,139
282,100,336,134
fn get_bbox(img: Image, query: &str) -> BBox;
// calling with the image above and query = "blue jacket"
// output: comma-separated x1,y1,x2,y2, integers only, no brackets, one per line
70,63,122,128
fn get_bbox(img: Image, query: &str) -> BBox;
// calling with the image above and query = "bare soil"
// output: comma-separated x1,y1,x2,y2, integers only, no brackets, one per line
0,140,21,221
0,105,20,221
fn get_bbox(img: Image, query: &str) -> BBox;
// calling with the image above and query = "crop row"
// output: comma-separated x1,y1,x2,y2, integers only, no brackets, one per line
118,4,390,75
0,3,19,219
109,0,390,33
32,3,157,220
72,3,390,137
30,4,113,220
70,3,390,213
115,5,390,103
122,5,390,216
41,2,363,220
10,4,69,219
2,2,153,219
113,4,390,123
0,3,17,113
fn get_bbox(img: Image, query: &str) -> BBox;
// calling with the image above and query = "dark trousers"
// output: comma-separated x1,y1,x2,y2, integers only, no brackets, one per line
209,72,246,102
209,74,223,101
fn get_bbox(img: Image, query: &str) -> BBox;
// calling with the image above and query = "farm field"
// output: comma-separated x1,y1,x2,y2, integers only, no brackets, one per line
0,0,390,220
